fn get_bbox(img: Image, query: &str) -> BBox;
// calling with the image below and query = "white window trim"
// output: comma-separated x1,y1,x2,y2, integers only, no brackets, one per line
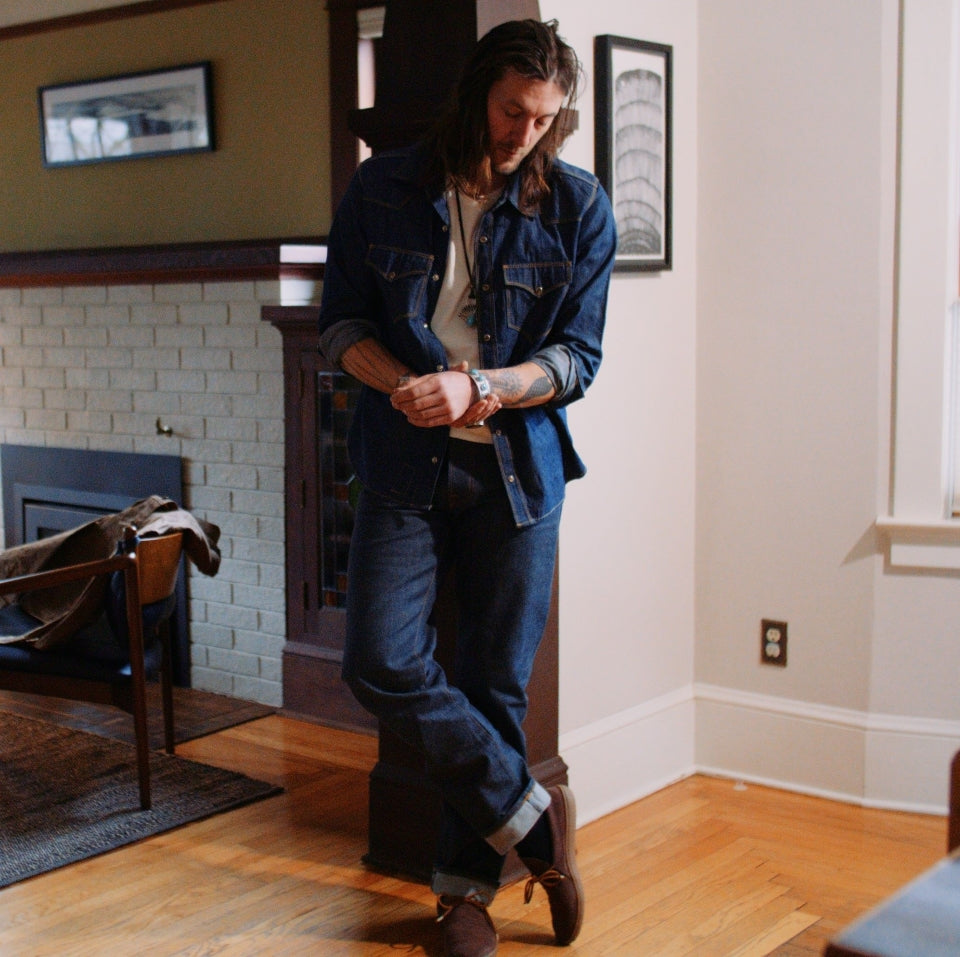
879,0,960,569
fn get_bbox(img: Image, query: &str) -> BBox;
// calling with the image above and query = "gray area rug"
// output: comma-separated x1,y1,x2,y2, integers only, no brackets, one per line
0,710,282,888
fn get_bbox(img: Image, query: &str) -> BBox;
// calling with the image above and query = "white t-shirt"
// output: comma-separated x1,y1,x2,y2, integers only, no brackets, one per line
432,188,500,444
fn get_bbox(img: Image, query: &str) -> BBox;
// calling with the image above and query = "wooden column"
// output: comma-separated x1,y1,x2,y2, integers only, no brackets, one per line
264,304,566,881
308,0,565,882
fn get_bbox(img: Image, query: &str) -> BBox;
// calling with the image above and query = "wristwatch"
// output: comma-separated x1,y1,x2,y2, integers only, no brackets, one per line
466,369,491,402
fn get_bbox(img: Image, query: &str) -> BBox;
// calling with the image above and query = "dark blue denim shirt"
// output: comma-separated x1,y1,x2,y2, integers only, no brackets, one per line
318,144,616,527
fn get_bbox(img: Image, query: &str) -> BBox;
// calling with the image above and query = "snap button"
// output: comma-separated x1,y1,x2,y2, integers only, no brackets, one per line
432,273,440,281
507,475,516,483
479,235,489,244
535,285,544,296
388,272,396,281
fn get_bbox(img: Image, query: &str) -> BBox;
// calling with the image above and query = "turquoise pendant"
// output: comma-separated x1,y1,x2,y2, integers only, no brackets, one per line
458,302,477,327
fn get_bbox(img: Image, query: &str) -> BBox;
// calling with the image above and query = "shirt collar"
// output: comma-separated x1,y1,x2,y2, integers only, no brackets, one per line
389,145,527,217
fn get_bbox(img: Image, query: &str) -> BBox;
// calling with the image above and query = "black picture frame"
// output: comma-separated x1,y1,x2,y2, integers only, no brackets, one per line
39,61,214,168
594,36,672,272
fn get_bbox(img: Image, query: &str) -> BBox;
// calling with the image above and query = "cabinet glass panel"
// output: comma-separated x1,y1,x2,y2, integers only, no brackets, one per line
317,369,361,608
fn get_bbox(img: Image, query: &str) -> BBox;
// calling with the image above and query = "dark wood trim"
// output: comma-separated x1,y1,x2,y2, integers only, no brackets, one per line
263,303,375,734
0,238,326,288
326,0,385,215
327,0,361,217
0,0,230,41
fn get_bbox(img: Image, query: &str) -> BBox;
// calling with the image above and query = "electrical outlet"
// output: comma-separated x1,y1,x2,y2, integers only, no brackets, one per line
760,619,787,666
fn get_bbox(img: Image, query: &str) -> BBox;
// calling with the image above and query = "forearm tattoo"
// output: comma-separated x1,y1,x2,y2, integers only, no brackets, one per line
488,370,554,406
521,376,555,402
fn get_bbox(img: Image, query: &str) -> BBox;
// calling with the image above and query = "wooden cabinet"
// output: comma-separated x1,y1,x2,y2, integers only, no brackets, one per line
264,304,566,880
264,305,374,733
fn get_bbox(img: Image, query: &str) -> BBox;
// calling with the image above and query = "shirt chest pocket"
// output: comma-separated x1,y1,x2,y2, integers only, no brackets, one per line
503,261,572,338
366,245,434,322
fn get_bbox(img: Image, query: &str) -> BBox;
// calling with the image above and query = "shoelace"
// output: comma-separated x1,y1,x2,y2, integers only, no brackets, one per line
523,867,566,904
436,894,490,923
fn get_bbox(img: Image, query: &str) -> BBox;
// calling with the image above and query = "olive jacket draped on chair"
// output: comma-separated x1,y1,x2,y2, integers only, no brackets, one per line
0,495,220,650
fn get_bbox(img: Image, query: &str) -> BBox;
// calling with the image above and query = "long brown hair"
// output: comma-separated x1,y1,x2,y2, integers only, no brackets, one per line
422,19,581,214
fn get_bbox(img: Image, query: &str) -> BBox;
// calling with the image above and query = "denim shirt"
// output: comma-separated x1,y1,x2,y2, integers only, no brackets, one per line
318,145,616,527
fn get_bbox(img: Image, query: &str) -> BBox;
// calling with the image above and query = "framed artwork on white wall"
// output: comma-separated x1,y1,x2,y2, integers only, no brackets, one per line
594,35,672,272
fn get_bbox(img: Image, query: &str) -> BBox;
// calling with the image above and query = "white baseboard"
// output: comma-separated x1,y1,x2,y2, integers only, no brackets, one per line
560,686,696,825
558,682,960,822
695,682,960,815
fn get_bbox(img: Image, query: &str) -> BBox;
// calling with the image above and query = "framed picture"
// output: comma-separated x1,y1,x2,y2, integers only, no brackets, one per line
594,36,672,272
39,61,214,168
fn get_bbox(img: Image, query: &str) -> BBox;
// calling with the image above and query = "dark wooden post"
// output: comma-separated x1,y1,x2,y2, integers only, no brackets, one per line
302,0,567,882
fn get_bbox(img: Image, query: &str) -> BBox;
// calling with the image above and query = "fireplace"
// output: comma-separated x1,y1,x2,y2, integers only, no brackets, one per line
0,444,190,686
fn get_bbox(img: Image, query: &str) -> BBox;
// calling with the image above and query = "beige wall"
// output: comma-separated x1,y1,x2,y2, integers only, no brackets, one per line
0,0,329,250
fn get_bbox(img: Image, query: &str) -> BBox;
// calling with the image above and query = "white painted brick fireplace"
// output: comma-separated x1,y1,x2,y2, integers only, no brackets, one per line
0,278,293,706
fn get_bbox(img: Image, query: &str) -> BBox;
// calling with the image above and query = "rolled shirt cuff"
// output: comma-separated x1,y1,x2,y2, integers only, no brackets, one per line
318,317,379,367
529,343,577,403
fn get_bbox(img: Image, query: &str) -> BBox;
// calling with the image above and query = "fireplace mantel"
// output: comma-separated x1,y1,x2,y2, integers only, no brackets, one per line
0,238,327,288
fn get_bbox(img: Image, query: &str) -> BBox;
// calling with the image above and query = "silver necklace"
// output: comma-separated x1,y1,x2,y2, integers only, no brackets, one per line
454,189,478,328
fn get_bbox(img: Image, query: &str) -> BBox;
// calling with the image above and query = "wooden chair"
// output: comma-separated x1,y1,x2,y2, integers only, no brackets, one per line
0,530,184,810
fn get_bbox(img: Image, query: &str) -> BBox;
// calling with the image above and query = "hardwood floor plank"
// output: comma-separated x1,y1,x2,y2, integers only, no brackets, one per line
0,715,947,956
726,910,821,957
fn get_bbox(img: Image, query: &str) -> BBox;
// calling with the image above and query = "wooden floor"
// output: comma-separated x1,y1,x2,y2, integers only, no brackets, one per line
0,712,947,956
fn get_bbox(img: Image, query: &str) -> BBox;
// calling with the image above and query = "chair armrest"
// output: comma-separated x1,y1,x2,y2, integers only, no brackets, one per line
0,552,134,598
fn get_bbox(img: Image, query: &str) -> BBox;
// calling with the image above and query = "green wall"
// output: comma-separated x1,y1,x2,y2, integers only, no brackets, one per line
0,0,329,251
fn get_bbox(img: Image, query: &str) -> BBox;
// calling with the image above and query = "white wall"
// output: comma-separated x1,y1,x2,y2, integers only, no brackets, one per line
548,0,960,823
696,0,960,813
543,0,700,821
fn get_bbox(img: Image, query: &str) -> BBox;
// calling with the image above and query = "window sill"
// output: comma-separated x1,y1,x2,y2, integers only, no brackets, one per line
875,516,960,570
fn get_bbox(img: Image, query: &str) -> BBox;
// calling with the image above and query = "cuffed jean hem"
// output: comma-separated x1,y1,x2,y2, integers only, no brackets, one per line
431,781,550,902
431,871,500,906
485,780,551,857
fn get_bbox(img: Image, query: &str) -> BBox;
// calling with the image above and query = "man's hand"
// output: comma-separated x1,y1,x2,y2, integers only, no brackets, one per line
391,362,501,429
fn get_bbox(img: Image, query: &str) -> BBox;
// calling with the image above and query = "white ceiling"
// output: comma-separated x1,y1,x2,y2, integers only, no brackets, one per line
0,1,138,29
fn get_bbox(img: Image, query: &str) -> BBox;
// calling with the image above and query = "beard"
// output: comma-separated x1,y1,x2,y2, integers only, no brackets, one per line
491,145,528,176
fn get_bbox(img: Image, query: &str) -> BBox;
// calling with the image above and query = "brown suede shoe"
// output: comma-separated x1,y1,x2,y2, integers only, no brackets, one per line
521,784,584,945
436,894,498,957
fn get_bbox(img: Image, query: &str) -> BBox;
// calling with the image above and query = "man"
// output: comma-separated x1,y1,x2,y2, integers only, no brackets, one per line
318,19,616,957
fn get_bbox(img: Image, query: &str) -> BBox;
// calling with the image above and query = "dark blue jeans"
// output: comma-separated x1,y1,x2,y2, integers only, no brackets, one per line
342,439,559,900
